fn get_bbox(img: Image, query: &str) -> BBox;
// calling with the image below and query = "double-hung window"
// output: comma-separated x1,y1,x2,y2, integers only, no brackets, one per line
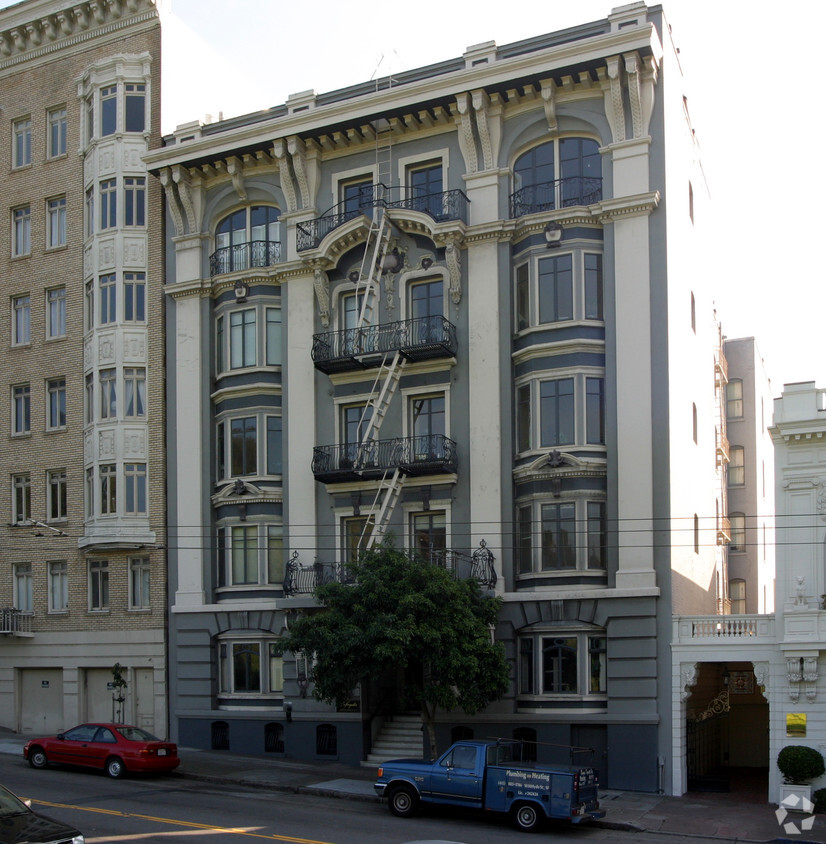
230,309,256,368
538,254,573,323
729,446,745,486
265,307,282,365
47,378,66,429
100,86,117,136
408,161,444,219
100,464,117,515
231,525,258,584
12,474,31,524
266,416,282,475
230,417,257,476
12,294,30,344
14,564,33,613
124,272,145,322
124,463,147,515
89,559,110,610
100,368,116,419
584,253,603,320
12,385,30,435
99,274,116,324
124,177,145,226
48,469,67,521
585,378,605,445
12,207,31,257
130,557,151,609
100,179,117,230
13,118,32,168
47,197,67,248
47,287,66,338
124,368,146,418
49,561,68,612
48,107,68,158
124,83,146,132
539,379,574,447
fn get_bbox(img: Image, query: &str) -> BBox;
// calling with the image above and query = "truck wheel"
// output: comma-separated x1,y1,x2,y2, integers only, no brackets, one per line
388,784,419,817
513,802,542,832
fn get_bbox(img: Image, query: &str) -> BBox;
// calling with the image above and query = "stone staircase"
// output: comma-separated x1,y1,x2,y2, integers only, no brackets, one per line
363,713,424,766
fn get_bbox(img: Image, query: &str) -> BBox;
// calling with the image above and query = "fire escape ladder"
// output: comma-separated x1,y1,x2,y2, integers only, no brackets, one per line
355,207,392,331
364,467,406,550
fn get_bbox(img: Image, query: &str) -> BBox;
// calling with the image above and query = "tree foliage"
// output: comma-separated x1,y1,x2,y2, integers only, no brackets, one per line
281,541,509,757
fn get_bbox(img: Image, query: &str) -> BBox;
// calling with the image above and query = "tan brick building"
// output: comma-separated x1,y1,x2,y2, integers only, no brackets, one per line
0,0,165,736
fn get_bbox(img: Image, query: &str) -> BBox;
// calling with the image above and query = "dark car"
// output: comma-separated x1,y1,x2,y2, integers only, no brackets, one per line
24,723,179,779
0,781,83,844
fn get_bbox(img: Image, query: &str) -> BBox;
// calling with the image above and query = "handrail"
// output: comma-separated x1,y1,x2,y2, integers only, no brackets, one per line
209,239,281,277
509,176,602,218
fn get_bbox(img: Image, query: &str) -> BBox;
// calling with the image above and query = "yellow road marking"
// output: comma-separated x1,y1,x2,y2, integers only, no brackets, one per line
32,800,335,844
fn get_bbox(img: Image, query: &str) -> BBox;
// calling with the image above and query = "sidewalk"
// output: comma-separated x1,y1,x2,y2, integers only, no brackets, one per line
3,731,826,842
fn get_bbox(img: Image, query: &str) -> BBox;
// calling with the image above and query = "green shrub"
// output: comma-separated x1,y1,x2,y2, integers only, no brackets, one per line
813,788,826,813
777,745,825,784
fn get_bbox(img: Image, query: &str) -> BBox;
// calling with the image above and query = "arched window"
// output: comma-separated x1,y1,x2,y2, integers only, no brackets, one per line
212,206,281,275
511,138,601,217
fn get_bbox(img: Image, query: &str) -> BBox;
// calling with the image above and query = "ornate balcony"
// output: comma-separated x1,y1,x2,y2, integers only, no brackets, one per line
312,316,457,374
673,614,775,643
283,540,495,596
509,176,602,218
296,184,469,252
0,608,33,637
312,434,457,483
209,240,281,277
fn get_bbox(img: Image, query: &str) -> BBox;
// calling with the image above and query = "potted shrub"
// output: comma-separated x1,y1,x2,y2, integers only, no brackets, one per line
777,745,825,808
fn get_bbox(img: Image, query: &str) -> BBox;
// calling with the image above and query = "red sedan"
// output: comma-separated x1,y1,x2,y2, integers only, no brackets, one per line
24,723,179,778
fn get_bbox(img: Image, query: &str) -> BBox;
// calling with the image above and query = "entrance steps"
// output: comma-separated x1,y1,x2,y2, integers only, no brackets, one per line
363,713,424,766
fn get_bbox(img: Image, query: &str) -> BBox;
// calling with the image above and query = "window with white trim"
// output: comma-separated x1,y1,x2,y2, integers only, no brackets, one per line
47,287,66,338
730,578,746,614
729,446,745,486
230,308,256,369
12,473,30,524
124,463,147,515
12,117,31,168
516,498,606,573
47,378,66,430
729,512,746,552
49,561,68,612
124,272,145,321
130,557,151,609
47,469,67,521
12,294,30,344
216,523,285,588
48,107,67,158
12,384,30,435
100,464,117,515
12,207,31,257
218,638,284,696
518,629,606,697
100,178,117,230
14,563,32,613
727,379,743,418
89,559,110,610
124,368,146,418
47,197,67,248
124,177,145,226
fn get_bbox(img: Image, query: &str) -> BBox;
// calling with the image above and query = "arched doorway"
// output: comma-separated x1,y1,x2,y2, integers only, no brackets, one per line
685,662,768,796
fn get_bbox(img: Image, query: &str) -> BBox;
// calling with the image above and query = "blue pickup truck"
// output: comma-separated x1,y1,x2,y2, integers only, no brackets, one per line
374,739,605,832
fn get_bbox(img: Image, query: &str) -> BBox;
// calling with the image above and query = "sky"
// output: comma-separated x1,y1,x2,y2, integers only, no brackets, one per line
3,0,823,394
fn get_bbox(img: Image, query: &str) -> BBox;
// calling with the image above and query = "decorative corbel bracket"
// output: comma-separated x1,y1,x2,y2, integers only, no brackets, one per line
454,93,479,174
540,79,558,136
604,56,626,143
680,662,699,702
312,264,330,327
226,156,247,202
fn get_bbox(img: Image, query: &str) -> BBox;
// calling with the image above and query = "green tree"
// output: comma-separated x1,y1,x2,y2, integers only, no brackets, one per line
282,541,509,758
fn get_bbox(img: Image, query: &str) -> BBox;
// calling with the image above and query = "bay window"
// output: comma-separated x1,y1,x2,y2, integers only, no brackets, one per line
518,628,606,698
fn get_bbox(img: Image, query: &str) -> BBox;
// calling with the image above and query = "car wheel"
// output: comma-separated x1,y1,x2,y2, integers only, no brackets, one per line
513,802,541,833
388,784,419,817
28,747,48,769
105,756,126,779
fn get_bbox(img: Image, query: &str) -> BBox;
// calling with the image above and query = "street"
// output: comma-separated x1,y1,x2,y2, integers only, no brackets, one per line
0,754,749,844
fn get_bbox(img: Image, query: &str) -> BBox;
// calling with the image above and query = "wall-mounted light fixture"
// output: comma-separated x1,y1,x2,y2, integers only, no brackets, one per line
544,221,563,248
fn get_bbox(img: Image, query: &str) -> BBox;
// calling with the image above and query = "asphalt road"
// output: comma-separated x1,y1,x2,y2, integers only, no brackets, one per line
1,754,729,844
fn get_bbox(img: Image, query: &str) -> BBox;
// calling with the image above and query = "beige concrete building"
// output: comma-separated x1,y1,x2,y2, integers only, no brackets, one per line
0,0,166,736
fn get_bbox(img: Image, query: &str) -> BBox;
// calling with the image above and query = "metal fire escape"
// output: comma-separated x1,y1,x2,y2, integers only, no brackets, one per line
355,117,407,550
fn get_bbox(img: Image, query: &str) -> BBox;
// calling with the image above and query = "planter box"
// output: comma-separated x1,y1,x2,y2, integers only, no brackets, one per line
778,783,812,810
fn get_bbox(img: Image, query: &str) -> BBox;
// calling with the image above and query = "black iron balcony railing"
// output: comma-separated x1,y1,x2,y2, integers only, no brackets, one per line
209,240,282,277
283,540,495,596
509,176,603,218
312,315,457,374
312,434,457,483
0,607,32,636
296,184,469,251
